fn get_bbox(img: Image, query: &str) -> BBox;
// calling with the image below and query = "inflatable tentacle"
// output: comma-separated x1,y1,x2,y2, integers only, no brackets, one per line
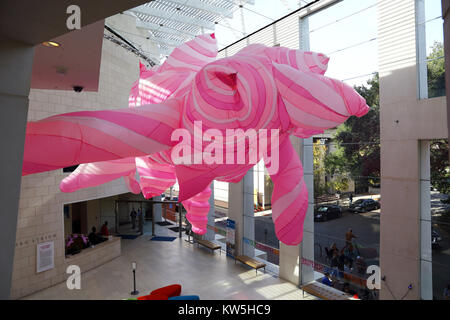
135,157,176,199
266,137,308,246
272,62,369,139
123,171,142,194
181,185,211,235
22,99,181,176
60,157,139,193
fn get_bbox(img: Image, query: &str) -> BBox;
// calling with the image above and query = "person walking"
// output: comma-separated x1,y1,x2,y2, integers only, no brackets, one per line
130,208,137,230
137,208,144,234
345,228,357,246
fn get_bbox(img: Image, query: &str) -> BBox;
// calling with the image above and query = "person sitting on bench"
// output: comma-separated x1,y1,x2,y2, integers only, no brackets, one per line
101,221,110,237
321,272,333,287
88,226,100,245
88,226,106,245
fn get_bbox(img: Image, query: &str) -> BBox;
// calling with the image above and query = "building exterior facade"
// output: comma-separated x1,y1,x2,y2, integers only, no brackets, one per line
378,0,447,300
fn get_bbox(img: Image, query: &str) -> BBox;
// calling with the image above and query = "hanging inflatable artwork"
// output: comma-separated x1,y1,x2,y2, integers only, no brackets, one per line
22,34,369,245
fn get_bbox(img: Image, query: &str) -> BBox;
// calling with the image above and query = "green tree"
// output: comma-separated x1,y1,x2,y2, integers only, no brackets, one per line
314,139,328,197
427,42,449,193
427,41,446,98
323,42,448,194
430,140,450,194
324,74,380,193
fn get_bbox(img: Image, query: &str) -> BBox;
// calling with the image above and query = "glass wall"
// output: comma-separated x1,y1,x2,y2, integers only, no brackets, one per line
243,163,280,275
210,181,229,250
430,139,450,300
418,0,445,99
308,0,380,299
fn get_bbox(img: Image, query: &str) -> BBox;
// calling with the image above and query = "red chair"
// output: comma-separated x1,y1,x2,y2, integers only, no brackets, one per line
137,293,168,300
150,284,182,298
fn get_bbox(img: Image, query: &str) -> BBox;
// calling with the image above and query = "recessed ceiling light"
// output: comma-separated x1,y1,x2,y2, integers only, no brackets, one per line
42,41,61,48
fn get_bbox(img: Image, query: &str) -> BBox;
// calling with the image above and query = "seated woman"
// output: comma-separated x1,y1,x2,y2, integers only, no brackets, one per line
88,226,99,245
88,226,107,245
100,221,109,237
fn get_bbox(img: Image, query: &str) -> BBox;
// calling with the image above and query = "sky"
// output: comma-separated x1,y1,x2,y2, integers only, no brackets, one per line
213,0,444,87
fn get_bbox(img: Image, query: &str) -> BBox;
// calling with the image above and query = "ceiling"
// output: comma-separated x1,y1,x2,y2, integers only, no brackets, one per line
30,21,105,92
126,0,255,55
0,0,150,45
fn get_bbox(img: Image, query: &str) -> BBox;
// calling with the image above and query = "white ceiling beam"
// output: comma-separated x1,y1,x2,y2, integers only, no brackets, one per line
158,46,173,56
298,0,342,18
129,5,215,30
167,0,235,18
151,35,187,48
135,19,199,37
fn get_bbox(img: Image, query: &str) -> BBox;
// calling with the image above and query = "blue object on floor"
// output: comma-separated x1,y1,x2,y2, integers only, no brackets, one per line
168,295,200,300
150,236,177,242
117,234,139,239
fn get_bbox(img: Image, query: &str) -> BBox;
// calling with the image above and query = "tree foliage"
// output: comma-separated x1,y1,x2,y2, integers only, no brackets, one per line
322,42,449,194
427,41,446,98
431,140,450,194
324,74,380,192
427,43,449,193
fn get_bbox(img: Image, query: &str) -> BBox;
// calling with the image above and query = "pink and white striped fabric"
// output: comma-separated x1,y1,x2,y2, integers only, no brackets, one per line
59,34,218,198
135,156,176,199
22,98,181,175
60,157,140,193
181,184,212,235
266,137,308,245
22,34,369,245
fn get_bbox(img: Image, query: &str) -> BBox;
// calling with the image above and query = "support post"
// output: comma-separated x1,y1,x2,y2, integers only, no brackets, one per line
179,202,182,239
151,199,155,236
0,37,34,299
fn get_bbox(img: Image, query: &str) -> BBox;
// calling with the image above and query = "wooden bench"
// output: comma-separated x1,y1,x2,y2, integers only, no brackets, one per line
196,239,221,254
301,281,353,300
234,255,266,274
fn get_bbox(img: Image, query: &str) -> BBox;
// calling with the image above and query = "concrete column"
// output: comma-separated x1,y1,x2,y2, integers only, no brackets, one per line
243,169,255,258
228,169,254,257
153,195,162,222
416,0,428,99
258,160,265,208
279,136,314,285
443,0,450,159
278,15,314,287
205,181,215,241
377,0,440,300
0,37,34,299
301,137,315,285
420,141,433,300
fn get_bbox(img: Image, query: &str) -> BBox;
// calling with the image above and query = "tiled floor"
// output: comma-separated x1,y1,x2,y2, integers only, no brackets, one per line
23,224,317,300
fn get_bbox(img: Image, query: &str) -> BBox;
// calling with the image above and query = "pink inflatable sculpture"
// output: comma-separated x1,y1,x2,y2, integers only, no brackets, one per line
22,34,369,245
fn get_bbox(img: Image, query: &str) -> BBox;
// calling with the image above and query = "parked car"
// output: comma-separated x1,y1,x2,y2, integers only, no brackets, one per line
314,205,342,221
440,196,450,204
432,228,442,249
349,198,380,213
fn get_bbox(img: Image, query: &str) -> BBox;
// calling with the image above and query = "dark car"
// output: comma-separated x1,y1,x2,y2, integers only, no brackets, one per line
432,228,442,249
349,199,380,213
314,205,342,221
